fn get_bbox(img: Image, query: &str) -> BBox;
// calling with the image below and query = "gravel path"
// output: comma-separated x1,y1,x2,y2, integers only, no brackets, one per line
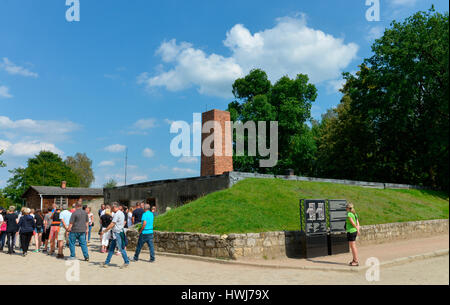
0,236,448,285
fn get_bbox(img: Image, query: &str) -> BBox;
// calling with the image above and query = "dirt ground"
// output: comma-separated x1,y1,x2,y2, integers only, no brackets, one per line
0,235,448,285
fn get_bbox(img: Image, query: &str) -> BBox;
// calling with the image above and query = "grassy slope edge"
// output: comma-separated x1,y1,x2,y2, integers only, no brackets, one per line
154,178,449,234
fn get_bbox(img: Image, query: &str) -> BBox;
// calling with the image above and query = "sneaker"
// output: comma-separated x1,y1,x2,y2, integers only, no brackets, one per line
149,259,155,263
84,257,89,262
130,257,138,262
66,257,77,261
120,263,129,269
22,252,27,257
56,254,64,259
32,250,39,253
101,263,109,268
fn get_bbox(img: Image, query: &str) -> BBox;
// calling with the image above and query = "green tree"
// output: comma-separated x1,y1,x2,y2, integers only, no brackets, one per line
0,189,13,208
103,178,117,189
0,150,6,168
65,152,95,187
2,168,27,205
318,8,449,190
3,151,80,204
228,69,318,175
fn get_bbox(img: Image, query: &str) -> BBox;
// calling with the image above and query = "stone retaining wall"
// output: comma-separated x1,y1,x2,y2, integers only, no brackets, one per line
126,219,448,260
358,219,449,246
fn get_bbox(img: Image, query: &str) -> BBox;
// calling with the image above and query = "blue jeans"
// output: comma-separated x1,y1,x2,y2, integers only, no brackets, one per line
69,232,89,259
87,225,92,241
105,232,129,265
0,231,6,250
133,233,155,261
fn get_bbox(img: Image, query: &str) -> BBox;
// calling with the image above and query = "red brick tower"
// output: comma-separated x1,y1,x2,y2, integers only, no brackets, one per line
201,109,233,176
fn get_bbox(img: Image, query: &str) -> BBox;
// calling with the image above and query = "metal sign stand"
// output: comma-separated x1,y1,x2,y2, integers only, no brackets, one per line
299,199,329,258
300,199,349,258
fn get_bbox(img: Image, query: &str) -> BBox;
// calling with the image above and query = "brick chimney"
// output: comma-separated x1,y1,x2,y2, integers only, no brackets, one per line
61,181,67,189
201,109,233,176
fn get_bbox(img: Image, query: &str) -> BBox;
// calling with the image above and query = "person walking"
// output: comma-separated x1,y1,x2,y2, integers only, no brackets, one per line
33,210,44,252
57,207,72,259
127,207,133,228
48,208,61,256
86,207,94,244
67,202,89,261
5,206,18,254
151,205,158,218
100,209,113,253
18,208,35,256
131,204,155,263
102,202,129,268
346,203,360,266
42,208,52,253
0,208,6,252
131,202,144,224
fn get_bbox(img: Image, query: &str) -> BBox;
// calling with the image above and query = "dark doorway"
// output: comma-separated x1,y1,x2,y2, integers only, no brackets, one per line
146,198,157,208
118,200,130,207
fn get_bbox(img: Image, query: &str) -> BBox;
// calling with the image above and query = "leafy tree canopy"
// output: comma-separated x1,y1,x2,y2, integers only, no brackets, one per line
3,151,80,204
65,152,95,187
228,69,318,175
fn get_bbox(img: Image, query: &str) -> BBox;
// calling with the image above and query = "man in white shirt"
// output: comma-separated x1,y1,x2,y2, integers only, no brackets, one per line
102,202,129,268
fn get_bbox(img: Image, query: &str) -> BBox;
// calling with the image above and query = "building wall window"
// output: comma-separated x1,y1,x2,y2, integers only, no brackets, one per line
55,197,68,209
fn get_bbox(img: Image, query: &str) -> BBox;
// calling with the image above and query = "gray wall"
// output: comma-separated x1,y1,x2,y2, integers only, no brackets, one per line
104,174,231,212
228,171,430,190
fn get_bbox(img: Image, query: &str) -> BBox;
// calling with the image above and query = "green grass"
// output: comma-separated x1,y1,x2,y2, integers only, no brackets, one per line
154,178,449,234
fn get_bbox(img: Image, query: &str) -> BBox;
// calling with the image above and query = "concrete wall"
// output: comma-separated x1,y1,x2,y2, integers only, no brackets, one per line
104,174,231,213
126,219,448,260
228,171,430,190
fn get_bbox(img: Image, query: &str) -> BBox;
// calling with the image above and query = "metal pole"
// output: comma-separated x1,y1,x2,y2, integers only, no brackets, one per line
124,147,128,186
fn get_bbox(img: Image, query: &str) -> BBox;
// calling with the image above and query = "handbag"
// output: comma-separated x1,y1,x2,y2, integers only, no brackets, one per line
0,222,6,232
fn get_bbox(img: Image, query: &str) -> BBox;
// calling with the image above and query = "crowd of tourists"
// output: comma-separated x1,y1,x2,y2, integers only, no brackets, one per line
0,200,156,268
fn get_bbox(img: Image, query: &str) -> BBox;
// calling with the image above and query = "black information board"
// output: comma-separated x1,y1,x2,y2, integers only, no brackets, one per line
328,199,347,233
302,199,327,235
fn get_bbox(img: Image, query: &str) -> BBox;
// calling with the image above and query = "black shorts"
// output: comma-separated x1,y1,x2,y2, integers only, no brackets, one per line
347,232,357,242
42,228,50,242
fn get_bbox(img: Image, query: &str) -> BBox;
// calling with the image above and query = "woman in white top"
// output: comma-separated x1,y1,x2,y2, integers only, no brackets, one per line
86,207,94,244
127,207,133,228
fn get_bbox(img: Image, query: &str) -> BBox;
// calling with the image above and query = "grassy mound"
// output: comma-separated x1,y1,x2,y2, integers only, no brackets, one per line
154,178,449,234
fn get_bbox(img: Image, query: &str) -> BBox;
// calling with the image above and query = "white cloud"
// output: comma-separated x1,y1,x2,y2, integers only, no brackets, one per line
0,58,38,78
367,26,384,41
139,39,243,98
104,144,126,153
142,148,155,158
326,79,346,94
139,15,359,98
133,118,157,130
98,160,115,167
0,116,79,140
390,0,417,6
178,156,199,164
172,167,197,175
0,140,63,157
0,85,13,99
131,175,148,182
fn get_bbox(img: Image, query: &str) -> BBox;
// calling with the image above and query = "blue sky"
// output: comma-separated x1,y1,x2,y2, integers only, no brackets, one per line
0,0,448,188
